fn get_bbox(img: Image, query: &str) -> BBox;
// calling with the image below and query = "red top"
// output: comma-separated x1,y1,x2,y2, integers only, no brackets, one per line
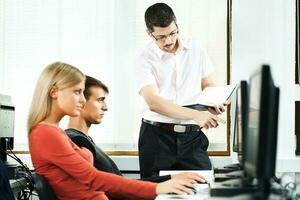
29,124,157,200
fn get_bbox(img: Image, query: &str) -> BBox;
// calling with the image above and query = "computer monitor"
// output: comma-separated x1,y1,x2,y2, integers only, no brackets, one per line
244,65,279,196
210,66,279,198
233,81,248,167
263,87,279,180
0,94,15,162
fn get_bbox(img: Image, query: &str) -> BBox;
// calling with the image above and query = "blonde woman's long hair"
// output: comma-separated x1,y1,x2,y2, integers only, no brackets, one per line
27,61,85,133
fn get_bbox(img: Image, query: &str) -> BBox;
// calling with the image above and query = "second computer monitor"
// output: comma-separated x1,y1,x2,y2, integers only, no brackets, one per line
244,65,279,182
233,81,248,167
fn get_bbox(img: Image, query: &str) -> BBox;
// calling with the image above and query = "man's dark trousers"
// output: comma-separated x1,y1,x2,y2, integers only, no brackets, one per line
138,120,212,178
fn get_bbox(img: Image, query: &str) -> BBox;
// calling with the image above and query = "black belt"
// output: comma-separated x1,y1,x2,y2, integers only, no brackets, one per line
142,119,201,133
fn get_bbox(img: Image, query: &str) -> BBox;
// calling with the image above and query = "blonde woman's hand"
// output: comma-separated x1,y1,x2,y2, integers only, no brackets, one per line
171,172,206,183
156,179,196,195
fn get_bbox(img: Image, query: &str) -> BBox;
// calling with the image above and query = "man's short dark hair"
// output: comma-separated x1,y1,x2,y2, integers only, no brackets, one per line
145,3,176,32
84,75,109,100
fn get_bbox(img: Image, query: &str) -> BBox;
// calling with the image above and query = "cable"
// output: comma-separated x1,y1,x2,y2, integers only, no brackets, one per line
0,146,34,185
0,141,34,200
4,139,32,176
7,148,32,175
7,148,34,200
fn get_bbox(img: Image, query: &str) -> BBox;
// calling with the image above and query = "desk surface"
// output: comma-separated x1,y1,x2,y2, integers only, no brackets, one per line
156,194,208,200
156,193,256,200
156,182,211,200
155,170,259,200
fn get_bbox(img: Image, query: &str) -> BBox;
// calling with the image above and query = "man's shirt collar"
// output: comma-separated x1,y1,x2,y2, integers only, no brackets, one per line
152,36,191,59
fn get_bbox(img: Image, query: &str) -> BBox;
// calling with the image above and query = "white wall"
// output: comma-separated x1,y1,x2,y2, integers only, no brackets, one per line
0,0,228,151
5,0,300,173
232,0,299,172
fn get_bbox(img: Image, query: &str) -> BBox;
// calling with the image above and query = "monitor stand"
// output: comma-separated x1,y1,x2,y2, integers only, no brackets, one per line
210,177,258,197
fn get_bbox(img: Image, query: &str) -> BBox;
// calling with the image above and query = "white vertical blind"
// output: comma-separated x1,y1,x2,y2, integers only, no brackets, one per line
0,0,228,151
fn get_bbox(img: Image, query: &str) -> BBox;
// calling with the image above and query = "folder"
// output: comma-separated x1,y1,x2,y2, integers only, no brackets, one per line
184,84,237,110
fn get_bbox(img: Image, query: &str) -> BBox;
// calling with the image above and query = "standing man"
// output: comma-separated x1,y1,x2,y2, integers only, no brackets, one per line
136,3,227,178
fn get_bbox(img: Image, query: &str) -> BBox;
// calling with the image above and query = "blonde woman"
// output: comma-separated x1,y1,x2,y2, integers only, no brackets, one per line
28,62,196,200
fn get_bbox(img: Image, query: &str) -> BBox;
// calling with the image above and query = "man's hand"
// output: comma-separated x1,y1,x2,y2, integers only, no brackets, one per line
171,172,206,183
207,101,230,115
192,110,226,129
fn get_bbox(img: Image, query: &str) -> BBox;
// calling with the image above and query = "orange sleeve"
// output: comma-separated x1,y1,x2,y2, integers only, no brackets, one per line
30,125,157,199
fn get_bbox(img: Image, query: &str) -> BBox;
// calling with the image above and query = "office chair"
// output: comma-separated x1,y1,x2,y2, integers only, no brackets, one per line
33,173,57,200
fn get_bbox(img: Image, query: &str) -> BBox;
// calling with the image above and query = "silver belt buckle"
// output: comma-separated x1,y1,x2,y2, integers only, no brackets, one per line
174,125,186,133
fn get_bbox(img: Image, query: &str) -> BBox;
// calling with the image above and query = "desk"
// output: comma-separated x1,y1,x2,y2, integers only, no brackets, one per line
155,185,238,200
156,193,256,200
156,193,209,200
156,170,258,200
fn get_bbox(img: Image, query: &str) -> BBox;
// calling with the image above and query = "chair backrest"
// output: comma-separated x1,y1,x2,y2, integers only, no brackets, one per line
33,173,57,200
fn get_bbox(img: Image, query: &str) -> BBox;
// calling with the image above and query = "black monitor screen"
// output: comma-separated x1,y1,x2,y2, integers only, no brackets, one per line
233,81,248,165
233,106,239,153
244,72,261,177
244,65,278,182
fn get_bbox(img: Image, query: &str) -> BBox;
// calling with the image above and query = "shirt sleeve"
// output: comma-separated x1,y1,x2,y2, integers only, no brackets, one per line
199,47,214,78
30,126,157,199
135,55,157,95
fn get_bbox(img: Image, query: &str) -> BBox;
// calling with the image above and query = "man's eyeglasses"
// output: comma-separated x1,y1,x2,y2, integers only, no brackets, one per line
151,29,179,42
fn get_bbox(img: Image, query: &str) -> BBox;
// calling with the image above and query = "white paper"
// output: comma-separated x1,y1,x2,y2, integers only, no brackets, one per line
198,85,237,107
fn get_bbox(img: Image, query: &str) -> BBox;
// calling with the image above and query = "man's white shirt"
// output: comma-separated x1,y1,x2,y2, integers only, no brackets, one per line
136,37,213,124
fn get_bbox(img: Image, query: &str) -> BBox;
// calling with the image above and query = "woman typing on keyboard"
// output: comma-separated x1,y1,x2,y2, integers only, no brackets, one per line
27,62,199,200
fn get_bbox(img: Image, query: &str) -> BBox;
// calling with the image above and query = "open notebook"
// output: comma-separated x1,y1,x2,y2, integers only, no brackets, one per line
184,85,237,110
